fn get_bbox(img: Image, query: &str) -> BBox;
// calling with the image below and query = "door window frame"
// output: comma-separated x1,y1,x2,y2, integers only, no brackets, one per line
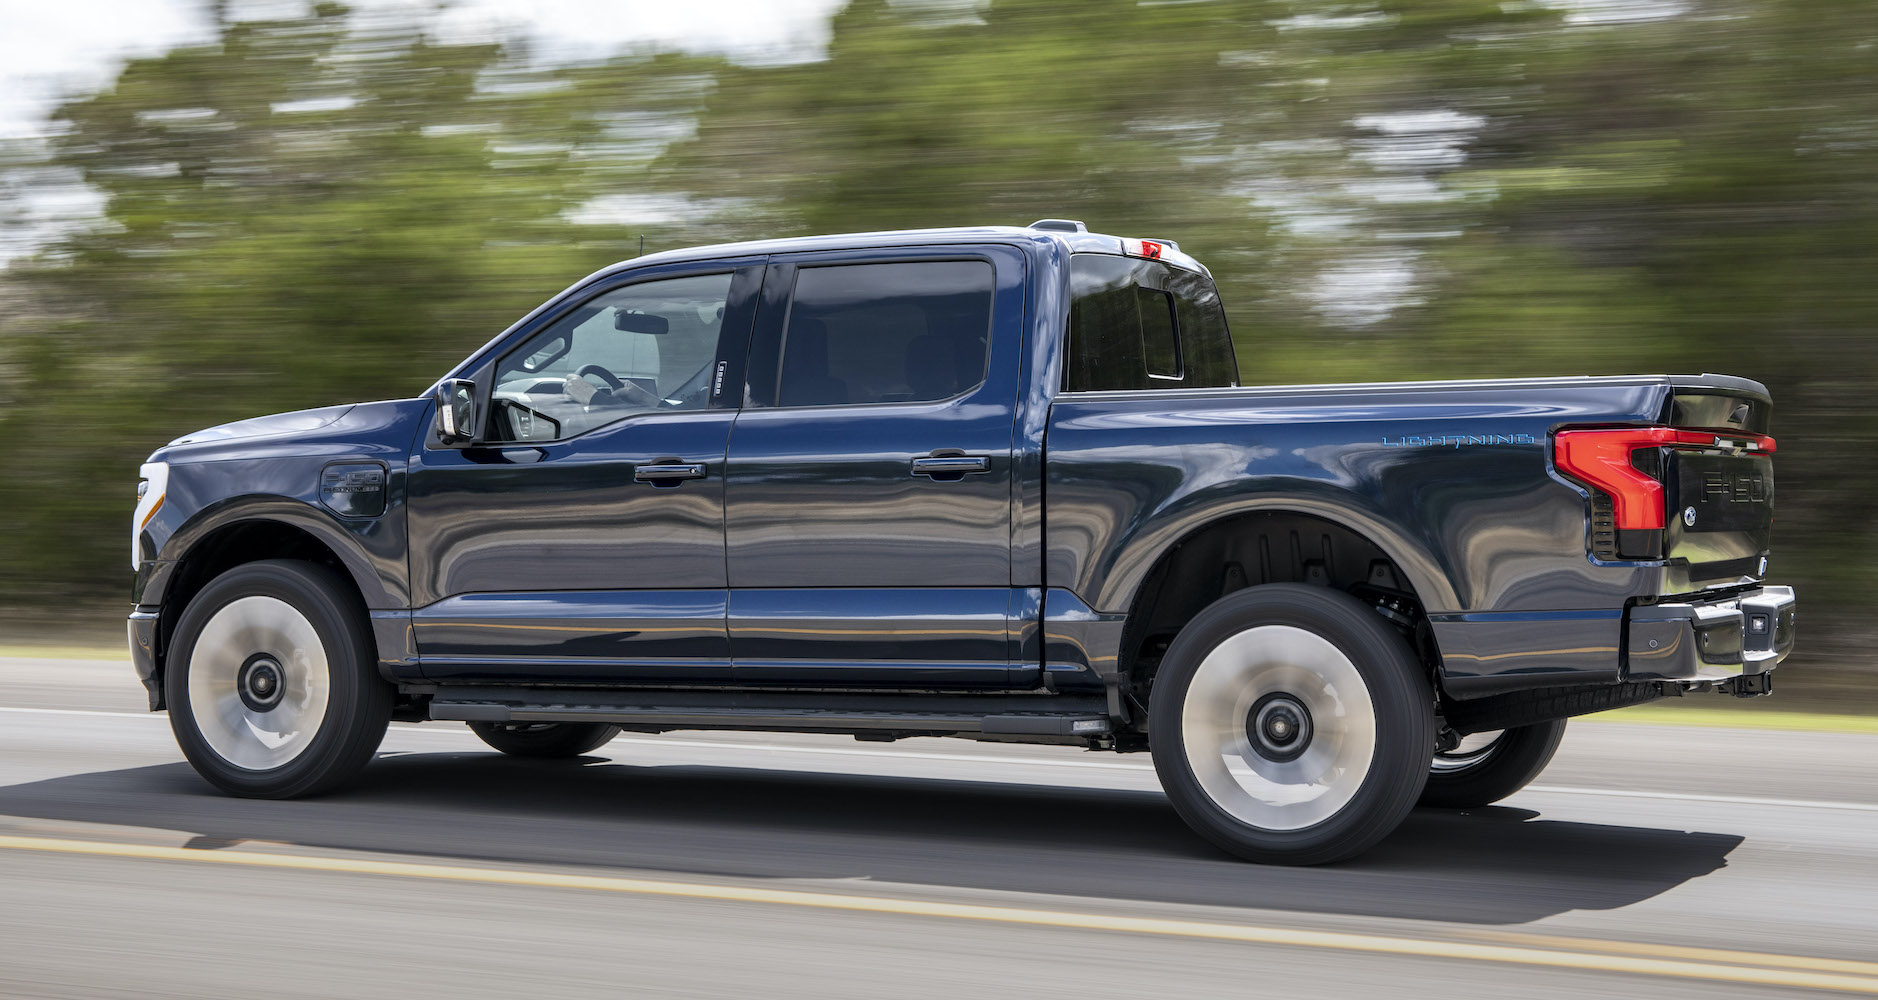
743,248,1013,412
434,257,766,448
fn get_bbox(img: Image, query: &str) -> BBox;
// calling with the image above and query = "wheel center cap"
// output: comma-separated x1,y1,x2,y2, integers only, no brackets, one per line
238,655,286,712
1248,693,1313,763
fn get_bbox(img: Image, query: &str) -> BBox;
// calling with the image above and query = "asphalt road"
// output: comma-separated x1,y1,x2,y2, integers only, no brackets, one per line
1,656,1875,999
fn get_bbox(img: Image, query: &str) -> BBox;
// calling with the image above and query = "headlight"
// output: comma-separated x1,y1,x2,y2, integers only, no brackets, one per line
133,462,168,571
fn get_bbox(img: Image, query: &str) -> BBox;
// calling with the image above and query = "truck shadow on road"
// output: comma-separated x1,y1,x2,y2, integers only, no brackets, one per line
0,751,1743,926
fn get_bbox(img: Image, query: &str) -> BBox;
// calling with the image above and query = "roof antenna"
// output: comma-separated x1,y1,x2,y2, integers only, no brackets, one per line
639,234,645,257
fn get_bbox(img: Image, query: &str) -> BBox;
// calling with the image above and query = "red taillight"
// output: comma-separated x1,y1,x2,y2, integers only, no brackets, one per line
1553,427,1776,531
1121,238,1164,260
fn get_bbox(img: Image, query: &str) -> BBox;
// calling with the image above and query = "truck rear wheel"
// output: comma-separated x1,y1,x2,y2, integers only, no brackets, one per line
1149,584,1434,865
1419,720,1567,809
467,721,621,758
165,560,391,798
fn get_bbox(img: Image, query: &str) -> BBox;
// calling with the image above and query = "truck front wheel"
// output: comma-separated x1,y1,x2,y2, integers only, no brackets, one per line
1150,584,1434,865
165,560,392,798
1418,720,1567,809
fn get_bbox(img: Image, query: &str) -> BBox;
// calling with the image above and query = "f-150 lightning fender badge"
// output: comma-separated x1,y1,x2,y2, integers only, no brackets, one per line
320,462,387,518
1381,433,1537,448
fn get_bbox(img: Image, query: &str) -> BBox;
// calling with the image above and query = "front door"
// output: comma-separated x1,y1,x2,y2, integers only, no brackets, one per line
724,246,1035,687
406,261,762,683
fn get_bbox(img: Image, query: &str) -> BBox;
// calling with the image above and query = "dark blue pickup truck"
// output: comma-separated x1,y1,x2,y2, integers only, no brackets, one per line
128,221,1795,863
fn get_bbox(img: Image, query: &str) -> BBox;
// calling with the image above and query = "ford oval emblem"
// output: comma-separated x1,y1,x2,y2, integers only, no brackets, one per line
1683,506,1698,527
1758,555,1768,576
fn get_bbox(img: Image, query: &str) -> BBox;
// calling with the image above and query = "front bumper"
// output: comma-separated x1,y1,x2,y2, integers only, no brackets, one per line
1627,585,1796,682
127,608,163,711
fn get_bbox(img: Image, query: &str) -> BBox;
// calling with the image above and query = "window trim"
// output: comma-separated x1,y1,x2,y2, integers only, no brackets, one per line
756,254,999,412
1137,284,1185,382
482,267,745,445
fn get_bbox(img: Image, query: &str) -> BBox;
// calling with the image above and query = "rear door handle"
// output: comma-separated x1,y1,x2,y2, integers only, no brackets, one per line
911,455,990,479
633,462,706,486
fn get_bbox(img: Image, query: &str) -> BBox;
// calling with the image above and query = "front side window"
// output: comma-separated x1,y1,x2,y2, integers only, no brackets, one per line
489,272,733,441
1065,254,1238,392
773,260,994,407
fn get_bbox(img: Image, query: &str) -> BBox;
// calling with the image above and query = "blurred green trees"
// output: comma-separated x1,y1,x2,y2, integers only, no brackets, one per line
1,1,1872,666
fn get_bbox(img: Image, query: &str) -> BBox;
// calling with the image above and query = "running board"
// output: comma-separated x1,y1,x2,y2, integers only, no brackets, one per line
425,687,1112,739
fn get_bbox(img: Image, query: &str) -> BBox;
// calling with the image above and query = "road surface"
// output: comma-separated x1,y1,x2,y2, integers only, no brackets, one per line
1,655,1874,998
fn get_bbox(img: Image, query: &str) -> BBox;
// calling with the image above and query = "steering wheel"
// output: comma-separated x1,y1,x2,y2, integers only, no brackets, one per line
568,363,660,408
574,363,625,391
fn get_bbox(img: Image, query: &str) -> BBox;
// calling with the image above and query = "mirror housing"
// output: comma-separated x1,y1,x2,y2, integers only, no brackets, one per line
434,379,478,446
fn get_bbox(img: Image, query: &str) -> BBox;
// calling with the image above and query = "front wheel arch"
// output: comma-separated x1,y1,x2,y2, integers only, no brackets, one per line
151,514,376,710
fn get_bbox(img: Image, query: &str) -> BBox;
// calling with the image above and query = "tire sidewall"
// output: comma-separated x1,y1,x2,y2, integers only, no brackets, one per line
468,722,622,758
1150,584,1433,864
1420,719,1568,809
166,560,382,798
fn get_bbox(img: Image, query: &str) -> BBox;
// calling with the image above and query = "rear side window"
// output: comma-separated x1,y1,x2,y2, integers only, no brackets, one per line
1136,286,1180,378
774,260,993,407
1065,254,1238,392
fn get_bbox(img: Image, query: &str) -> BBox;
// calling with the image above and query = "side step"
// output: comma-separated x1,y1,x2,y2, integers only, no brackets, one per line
425,687,1112,739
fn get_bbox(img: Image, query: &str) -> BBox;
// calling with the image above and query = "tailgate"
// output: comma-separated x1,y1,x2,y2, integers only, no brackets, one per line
1553,378,1776,584
1662,384,1775,585
1664,445,1773,583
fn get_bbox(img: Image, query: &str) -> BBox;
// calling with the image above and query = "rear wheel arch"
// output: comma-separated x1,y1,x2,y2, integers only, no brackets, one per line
1148,583,1435,863
1116,507,1448,717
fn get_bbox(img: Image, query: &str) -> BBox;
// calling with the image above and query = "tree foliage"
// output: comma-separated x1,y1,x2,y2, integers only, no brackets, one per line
1,1,1872,664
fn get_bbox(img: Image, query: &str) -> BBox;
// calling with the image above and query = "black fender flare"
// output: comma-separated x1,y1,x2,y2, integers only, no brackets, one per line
1093,486,1460,617
151,495,405,610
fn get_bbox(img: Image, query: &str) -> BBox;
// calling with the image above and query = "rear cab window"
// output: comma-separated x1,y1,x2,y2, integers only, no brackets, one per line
1065,254,1238,392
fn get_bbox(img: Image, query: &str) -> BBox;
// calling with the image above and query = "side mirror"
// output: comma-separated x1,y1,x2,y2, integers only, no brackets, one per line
434,379,478,446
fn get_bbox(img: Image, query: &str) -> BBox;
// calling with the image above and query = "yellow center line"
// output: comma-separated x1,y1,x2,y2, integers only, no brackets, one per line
1,833,1873,994
1466,930,1878,978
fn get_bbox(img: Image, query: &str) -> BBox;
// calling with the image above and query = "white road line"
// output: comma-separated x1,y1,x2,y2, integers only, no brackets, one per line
1525,784,1878,813
0,706,152,719
5,704,1877,812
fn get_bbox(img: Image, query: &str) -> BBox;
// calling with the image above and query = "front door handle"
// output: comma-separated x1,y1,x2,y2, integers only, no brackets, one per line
911,454,990,480
633,462,706,487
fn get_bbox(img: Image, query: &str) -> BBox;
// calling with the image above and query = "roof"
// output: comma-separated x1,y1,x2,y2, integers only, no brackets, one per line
592,224,1212,280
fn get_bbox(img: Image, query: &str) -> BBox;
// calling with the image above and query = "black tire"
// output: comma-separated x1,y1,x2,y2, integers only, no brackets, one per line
1150,584,1434,865
1419,719,1567,809
467,722,621,758
165,559,392,798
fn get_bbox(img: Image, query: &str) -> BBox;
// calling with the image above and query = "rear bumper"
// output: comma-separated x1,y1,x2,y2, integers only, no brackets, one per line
1627,585,1796,682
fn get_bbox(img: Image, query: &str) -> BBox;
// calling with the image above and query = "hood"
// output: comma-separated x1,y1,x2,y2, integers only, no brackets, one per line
167,404,356,447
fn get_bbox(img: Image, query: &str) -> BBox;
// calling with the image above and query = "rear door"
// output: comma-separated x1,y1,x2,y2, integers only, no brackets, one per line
723,244,1034,687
